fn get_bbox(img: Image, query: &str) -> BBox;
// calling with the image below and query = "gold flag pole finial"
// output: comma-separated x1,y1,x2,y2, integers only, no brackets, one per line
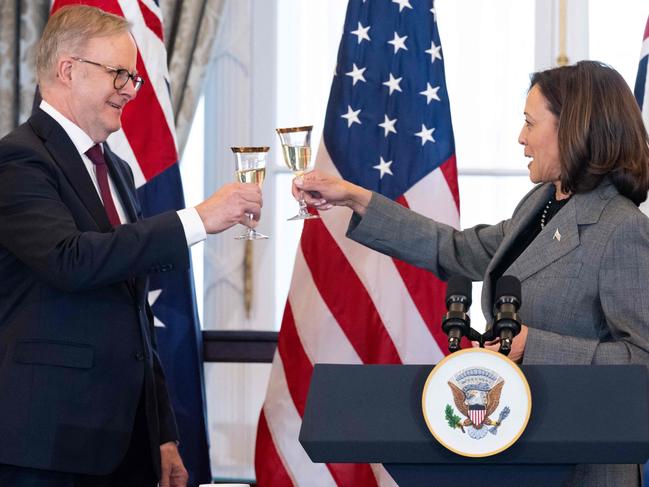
557,0,569,66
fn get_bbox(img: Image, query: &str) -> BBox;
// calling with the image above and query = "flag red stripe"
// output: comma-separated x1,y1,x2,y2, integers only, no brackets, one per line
327,463,378,487
439,154,460,211
392,260,448,347
277,304,379,486
255,410,295,487
52,0,121,15
300,219,402,364
392,195,449,351
121,55,178,180
277,303,314,416
137,0,164,41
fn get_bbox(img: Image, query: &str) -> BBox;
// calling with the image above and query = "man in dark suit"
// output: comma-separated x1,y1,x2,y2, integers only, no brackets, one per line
0,5,262,486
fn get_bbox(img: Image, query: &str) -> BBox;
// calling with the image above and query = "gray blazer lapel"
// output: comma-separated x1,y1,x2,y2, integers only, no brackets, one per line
481,181,617,319
507,201,579,282
481,183,554,315
512,182,616,281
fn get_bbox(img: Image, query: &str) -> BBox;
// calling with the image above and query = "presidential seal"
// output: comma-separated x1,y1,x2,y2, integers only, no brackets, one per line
422,348,531,457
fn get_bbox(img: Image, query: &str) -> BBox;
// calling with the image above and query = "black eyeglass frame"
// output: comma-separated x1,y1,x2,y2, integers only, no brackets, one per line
71,56,145,92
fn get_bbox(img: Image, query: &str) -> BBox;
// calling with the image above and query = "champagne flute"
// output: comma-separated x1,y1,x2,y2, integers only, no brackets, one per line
276,126,319,221
231,146,269,240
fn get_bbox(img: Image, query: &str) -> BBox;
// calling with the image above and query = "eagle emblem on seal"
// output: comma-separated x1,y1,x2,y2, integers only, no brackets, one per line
445,367,510,439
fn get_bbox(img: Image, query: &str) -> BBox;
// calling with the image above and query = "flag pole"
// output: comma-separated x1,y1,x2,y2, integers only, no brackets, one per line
557,0,569,66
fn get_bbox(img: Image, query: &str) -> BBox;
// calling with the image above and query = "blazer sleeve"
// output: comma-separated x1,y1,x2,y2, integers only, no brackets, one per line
0,144,189,291
346,192,509,281
524,212,649,366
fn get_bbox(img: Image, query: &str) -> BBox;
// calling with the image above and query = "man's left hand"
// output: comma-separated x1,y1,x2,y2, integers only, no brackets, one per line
159,441,188,487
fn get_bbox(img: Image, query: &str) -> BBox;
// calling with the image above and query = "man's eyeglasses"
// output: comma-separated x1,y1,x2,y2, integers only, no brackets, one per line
71,57,144,92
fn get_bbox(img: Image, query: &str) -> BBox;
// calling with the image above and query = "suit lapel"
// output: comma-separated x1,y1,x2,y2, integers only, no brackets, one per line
506,201,579,282
509,183,616,282
103,145,146,299
29,109,112,231
481,181,617,318
30,110,143,300
481,183,554,315
103,145,138,223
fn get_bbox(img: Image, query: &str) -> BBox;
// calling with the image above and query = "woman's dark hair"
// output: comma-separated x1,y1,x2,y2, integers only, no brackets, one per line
530,60,649,205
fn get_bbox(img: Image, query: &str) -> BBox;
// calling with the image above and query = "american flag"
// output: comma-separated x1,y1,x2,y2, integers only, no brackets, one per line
48,1,211,485
255,0,459,485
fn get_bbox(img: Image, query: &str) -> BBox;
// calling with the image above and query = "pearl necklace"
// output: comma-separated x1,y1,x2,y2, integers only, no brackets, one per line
540,199,553,229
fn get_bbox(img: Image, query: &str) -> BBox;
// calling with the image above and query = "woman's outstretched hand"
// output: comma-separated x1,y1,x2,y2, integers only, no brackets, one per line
292,170,373,216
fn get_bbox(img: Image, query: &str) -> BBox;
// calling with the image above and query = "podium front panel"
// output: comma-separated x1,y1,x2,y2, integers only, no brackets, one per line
299,364,649,465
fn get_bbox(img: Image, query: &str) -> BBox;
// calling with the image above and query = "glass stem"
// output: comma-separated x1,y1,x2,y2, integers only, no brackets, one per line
298,189,308,213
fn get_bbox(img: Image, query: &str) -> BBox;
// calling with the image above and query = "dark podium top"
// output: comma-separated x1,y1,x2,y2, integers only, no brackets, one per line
299,364,649,465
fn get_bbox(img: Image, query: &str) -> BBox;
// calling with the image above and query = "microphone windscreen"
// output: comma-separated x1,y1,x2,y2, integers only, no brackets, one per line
446,275,472,307
495,275,521,304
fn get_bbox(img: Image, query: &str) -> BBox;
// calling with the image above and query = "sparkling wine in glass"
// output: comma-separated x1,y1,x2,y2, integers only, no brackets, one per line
276,125,319,221
231,146,269,240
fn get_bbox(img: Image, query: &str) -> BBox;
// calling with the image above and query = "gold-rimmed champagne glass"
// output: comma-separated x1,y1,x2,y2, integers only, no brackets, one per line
276,125,319,221
231,146,269,240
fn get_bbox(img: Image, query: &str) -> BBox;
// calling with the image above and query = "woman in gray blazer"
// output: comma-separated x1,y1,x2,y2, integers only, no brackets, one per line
295,60,649,486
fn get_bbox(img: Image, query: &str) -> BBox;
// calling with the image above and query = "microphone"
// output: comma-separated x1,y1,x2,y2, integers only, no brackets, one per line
442,276,478,353
487,275,522,356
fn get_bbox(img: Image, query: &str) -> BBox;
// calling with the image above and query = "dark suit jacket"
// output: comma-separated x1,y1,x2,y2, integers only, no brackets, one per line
0,108,189,476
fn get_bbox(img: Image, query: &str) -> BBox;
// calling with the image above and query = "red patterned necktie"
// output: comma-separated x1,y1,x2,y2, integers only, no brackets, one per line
85,144,121,227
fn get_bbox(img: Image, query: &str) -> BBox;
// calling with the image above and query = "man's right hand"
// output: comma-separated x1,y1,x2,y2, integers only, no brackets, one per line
195,183,262,234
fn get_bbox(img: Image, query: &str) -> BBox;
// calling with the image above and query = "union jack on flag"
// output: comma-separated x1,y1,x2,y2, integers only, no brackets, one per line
48,1,211,485
256,0,460,485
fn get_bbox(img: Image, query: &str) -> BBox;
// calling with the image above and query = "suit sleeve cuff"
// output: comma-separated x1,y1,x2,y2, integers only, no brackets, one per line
177,208,207,246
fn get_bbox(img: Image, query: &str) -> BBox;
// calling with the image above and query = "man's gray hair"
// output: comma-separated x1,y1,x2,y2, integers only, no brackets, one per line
36,5,131,85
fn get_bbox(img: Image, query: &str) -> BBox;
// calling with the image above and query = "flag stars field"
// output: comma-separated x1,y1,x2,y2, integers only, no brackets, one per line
378,115,397,137
373,156,394,178
383,73,403,94
351,21,371,44
346,63,367,85
392,0,413,13
388,32,408,53
342,105,362,127
426,40,443,62
420,83,441,104
415,124,436,145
